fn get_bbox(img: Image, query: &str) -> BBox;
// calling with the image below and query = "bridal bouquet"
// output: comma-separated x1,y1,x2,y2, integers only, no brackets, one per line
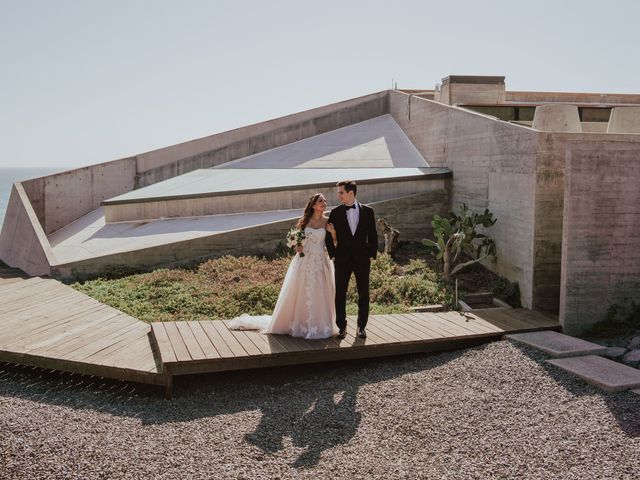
286,228,307,257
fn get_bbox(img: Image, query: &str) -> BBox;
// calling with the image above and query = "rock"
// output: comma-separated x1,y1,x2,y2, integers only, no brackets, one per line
604,347,627,361
622,349,640,368
628,336,640,350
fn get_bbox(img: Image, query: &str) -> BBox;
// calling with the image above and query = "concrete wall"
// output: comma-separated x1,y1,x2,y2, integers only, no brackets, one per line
135,91,389,186
103,177,447,223
559,136,640,334
21,158,138,235
0,184,55,276
532,134,566,312
389,90,542,309
52,187,450,281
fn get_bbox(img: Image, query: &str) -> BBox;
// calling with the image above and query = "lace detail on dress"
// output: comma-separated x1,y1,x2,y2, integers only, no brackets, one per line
228,226,338,340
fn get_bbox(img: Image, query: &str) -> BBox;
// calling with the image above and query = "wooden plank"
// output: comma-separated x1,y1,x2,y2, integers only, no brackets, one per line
63,320,148,362
396,313,451,339
1,284,73,305
371,315,421,342
464,310,513,331
0,276,48,293
474,309,535,331
343,317,384,345
0,303,110,344
508,309,560,328
11,310,123,353
199,321,236,358
232,330,267,355
0,286,81,316
268,333,312,352
78,323,151,363
386,314,437,340
0,283,65,305
407,312,468,338
175,321,206,360
354,317,399,343
211,320,252,357
163,322,192,362
396,313,448,340
113,334,157,370
0,290,97,322
433,311,504,335
0,301,112,347
185,321,220,359
25,309,126,354
92,327,153,366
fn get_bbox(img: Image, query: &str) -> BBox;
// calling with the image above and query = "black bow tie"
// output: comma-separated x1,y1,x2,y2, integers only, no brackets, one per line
345,204,356,210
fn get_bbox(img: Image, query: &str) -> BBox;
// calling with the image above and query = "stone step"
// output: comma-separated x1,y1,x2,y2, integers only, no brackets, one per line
464,292,492,305
505,330,606,358
547,355,640,392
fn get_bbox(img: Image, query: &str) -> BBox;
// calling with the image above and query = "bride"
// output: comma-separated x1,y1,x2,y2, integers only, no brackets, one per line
228,193,339,339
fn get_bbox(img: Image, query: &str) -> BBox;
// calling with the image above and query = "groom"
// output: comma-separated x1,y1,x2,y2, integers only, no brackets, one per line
325,180,378,339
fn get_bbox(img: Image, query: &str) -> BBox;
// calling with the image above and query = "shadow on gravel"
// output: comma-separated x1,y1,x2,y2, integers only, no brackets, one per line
0,348,466,468
507,342,640,439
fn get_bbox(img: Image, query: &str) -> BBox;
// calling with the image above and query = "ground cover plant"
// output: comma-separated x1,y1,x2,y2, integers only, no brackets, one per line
72,242,517,323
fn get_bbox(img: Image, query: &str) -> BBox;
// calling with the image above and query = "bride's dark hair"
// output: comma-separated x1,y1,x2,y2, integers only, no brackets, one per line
296,193,324,230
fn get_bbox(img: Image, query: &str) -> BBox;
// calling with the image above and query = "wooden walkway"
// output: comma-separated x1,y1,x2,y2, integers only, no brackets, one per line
0,262,560,396
0,264,162,386
151,308,560,396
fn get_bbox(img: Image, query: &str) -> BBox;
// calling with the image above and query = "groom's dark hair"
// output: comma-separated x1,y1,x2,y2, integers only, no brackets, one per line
337,180,357,195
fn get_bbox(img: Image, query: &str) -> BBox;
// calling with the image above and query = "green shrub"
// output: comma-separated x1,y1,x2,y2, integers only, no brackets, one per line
398,275,440,305
231,283,281,316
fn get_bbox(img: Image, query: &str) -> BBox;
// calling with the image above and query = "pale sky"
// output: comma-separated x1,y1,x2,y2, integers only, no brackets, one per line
1,0,638,169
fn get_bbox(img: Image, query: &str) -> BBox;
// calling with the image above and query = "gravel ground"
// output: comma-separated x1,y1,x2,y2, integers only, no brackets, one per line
1,340,639,480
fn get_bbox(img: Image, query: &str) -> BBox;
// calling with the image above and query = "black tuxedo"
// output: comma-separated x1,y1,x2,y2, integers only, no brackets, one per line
325,202,378,330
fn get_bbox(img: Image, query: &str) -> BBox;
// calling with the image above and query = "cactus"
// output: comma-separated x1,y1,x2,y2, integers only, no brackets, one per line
422,204,497,281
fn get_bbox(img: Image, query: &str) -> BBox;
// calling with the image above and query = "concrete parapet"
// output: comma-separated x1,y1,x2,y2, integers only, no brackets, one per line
0,183,55,276
103,169,449,223
532,104,582,132
607,106,640,133
507,90,640,105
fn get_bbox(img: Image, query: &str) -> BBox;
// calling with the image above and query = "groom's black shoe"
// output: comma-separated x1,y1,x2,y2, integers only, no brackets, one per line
357,328,367,339
337,328,346,339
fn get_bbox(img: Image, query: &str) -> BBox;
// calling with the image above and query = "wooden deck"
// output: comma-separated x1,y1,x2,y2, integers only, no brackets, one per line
151,308,560,396
0,262,560,396
0,264,162,385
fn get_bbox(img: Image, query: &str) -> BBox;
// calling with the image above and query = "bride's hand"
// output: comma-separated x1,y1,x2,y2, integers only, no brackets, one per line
295,245,304,254
325,222,336,235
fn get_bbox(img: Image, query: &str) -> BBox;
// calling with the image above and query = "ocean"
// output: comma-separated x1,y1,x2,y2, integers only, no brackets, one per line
0,167,67,227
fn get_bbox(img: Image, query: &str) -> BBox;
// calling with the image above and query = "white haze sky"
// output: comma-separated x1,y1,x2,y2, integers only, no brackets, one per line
1,0,638,169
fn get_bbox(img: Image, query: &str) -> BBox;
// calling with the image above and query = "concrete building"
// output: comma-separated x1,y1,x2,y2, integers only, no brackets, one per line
2,75,639,334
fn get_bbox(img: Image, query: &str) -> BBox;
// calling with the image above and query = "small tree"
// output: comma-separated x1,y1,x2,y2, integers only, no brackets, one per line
422,204,497,281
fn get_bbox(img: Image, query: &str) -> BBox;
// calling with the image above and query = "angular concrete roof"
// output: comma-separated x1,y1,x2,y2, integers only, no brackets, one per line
216,114,427,169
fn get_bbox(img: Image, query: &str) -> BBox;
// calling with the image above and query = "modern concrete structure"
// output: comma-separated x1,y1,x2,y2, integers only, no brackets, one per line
2,75,640,334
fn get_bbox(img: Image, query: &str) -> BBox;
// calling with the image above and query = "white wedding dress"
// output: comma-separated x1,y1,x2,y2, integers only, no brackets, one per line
228,227,339,339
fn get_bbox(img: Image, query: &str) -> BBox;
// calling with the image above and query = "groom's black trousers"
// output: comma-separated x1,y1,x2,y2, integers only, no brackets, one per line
334,257,370,330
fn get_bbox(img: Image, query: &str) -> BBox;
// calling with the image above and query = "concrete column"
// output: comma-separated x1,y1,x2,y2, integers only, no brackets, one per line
607,106,640,133
532,104,581,132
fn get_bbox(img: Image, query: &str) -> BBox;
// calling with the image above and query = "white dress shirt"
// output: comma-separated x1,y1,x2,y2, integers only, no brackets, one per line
346,201,360,236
